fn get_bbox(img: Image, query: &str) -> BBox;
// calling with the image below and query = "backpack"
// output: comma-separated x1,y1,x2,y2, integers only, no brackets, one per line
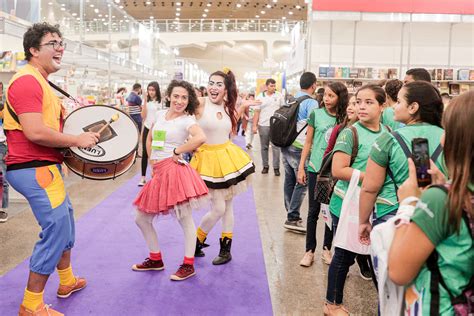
426,184,474,316
314,125,359,204
269,95,312,147
314,124,392,204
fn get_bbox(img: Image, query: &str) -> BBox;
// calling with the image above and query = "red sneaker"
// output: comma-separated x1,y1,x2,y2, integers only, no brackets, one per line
132,258,164,271
57,277,87,298
170,264,196,281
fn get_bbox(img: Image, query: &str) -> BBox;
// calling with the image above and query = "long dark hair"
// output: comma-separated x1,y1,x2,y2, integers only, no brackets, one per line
147,81,161,103
442,91,474,233
166,80,199,115
210,69,238,133
326,82,349,124
403,81,443,127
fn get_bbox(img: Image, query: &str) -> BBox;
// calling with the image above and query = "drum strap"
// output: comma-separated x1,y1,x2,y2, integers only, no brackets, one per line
48,80,80,104
5,81,79,126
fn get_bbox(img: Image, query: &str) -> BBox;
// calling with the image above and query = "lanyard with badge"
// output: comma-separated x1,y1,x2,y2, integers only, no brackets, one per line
152,130,166,150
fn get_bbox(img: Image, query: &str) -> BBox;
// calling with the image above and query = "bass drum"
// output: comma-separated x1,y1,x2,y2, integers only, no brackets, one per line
62,105,139,180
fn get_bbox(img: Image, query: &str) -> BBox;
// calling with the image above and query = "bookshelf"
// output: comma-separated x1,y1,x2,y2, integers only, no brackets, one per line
315,66,474,96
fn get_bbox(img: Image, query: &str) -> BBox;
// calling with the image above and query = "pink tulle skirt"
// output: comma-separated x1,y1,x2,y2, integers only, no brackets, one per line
133,158,209,219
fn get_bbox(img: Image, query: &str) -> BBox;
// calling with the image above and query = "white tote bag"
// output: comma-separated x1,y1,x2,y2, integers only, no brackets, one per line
333,169,370,255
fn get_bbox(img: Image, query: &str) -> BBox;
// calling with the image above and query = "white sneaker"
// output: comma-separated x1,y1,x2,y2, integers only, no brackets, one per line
299,251,314,267
321,247,333,265
138,178,146,187
0,210,8,223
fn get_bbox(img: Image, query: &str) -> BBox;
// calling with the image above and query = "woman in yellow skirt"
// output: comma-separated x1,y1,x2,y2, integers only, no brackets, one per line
190,68,255,265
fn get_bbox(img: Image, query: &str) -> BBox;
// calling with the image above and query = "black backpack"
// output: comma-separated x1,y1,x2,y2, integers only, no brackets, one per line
269,95,312,148
314,125,359,204
426,184,474,316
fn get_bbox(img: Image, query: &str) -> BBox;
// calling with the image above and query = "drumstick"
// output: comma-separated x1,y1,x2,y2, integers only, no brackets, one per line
97,113,120,134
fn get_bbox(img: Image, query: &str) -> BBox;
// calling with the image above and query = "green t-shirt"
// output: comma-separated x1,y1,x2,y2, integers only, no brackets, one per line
369,123,445,218
307,107,337,173
329,122,389,217
407,185,474,315
381,107,402,131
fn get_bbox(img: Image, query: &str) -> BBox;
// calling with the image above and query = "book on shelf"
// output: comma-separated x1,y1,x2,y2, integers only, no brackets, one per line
388,68,398,79
349,68,358,78
435,69,444,81
437,82,449,94
327,67,335,78
318,67,328,78
335,67,343,78
449,83,460,96
0,51,14,72
342,67,350,78
15,52,26,69
458,69,470,81
470,70,474,81
443,69,454,81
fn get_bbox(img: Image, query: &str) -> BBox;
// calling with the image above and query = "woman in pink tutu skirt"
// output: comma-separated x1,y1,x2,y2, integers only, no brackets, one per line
132,80,208,281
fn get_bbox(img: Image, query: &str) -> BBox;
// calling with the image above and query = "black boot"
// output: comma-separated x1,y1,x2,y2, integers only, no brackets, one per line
212,237,232,265
195,238,207,257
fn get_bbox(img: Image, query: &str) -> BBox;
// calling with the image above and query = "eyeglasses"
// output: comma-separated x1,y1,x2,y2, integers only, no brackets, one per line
40,41,67,51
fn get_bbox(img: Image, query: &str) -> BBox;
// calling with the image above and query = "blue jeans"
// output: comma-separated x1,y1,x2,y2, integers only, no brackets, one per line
130,113,142,132
306,171,333,252
0,142,9,209
326,213,371,304
281,146,307,221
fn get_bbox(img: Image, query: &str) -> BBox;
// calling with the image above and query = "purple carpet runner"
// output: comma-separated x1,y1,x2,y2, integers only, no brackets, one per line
0,139,272,315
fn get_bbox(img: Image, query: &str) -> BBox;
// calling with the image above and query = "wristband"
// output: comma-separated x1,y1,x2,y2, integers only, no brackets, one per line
173,148,179,155
397,204,416,218
400,196,419,206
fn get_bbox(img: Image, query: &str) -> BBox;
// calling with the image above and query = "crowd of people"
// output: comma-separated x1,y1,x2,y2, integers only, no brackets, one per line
1,22,472,316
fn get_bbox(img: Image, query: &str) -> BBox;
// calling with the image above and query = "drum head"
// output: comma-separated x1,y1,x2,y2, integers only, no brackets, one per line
63,105,139,163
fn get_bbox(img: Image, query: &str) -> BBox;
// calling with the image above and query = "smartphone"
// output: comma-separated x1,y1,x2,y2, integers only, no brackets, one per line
411,138,431,187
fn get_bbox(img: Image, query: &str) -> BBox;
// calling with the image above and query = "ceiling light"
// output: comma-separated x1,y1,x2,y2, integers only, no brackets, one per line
175,17,179,20
98,14,102,17
261,10,265,14
282,16,286,20
207,3,211,7
204,8,209,12
150,16,154,19
176,13,180,16
176,7,181,11
176,2,181,6
72,13,77,16
60,7,66,11
273,0,277,2
266,4,271,8
76,17,80,20
250,19,255,23
90,4,94,7
48,2,53,4
146,1,151,4
94,8,99,13
236,4,241,8
296,5,301,9
255,15,260,18
114,0,120,3
119,5,123,8
289,11,293,15
202,13,207,17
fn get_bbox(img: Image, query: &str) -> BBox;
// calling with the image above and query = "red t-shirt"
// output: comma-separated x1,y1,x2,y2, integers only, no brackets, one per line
5,75,64,166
